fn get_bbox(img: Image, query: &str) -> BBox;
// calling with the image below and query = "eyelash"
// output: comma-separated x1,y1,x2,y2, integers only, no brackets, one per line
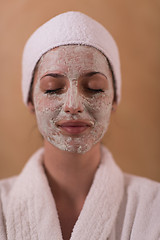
86,88,104,93
44,89,62,94
44,88,104,95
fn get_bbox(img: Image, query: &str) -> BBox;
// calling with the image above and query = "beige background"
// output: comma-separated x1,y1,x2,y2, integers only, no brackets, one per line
0,0,160,181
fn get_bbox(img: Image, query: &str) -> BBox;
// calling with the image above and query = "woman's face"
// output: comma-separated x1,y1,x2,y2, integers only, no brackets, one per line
32,45,114,153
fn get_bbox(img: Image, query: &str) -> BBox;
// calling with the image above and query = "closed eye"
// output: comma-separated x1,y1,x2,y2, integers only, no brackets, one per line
86,88,104,93
44,88,63,94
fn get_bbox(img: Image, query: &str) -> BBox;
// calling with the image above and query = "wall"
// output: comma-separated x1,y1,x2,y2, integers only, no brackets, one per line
0,0,160,181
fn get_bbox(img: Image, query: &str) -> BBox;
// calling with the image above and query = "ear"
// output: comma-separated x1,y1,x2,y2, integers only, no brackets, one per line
111,102,117,113
27,101,35,114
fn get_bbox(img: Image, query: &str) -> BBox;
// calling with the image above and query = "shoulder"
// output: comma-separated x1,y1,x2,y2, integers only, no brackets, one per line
0,176,17,209
0,175,18,237
0,147,44,198
115,173,160,239
123,173,160,215
0,176,17,192
0,147,44,208
123,173,160,200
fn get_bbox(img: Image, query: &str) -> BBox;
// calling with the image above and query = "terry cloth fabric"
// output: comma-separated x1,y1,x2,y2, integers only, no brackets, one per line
22,11,121,106
0,145,160,240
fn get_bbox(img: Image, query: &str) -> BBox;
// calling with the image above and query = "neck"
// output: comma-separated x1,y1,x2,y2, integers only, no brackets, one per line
43,141,101,204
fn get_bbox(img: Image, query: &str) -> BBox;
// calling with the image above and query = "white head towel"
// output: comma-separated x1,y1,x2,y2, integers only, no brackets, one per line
22,11,121,105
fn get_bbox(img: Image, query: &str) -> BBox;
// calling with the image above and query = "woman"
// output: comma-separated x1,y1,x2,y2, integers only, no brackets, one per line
0,11,160,240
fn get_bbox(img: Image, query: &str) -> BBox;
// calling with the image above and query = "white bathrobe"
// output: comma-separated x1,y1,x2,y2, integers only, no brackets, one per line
0,145,160,240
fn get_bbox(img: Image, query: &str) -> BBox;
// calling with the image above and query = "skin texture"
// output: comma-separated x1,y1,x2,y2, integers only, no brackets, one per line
31,45,114,154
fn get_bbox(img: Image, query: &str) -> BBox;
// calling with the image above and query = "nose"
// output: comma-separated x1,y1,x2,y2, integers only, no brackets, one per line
63,84,84,114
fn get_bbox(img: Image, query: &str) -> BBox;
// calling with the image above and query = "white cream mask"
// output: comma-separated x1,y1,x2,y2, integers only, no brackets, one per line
33,45,114,153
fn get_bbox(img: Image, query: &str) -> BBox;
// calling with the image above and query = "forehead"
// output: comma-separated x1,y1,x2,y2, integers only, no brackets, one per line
38,45,109,73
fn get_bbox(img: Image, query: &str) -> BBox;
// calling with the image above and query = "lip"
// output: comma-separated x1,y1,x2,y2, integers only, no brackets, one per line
56,120,94,135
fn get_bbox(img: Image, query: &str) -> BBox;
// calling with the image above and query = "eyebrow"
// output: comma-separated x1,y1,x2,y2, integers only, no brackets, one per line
83,71,107,79
40,73,65,80
40,71,107,80
83,71,101,77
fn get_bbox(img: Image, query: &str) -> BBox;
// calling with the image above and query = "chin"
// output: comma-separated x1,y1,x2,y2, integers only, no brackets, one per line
46,136,96,154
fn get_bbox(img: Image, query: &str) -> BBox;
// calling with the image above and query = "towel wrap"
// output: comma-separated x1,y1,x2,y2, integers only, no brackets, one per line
22,11,121,105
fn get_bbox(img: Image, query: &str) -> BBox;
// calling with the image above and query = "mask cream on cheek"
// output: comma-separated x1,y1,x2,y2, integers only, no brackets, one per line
33,45,114,153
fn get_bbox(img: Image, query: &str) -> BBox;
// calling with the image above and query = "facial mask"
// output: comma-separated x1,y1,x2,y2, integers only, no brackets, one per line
33,45,114,154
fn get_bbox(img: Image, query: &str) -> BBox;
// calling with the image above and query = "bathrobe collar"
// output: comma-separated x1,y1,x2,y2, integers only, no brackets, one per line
6,145,124,240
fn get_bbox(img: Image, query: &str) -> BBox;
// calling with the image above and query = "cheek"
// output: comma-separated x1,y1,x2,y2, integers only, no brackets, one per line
33,93,64,138
33,90,64,121
84,92,113,120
